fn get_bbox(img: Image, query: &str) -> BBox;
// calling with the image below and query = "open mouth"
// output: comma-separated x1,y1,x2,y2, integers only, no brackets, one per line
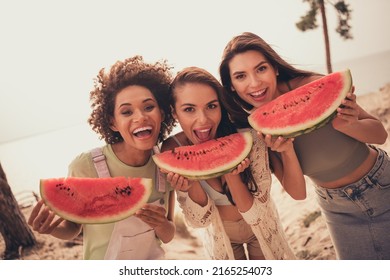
249,88,266,100
194,128,212,143
133,126,153,138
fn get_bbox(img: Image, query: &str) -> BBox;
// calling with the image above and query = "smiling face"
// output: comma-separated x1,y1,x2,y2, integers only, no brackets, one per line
110,85,163,151
229,50,280,108
172,83,221,144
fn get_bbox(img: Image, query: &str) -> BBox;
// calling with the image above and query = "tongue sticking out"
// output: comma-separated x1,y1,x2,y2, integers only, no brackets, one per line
194,129,211,143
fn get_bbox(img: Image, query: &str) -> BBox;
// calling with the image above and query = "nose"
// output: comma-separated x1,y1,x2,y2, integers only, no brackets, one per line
133,109,147,123
249,73,261,88
197,110,208,124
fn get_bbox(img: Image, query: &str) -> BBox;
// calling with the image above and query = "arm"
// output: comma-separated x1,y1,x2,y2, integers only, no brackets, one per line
262,134,306,200
135,191,176,243
223,158,254,212
332,92,388,144
28,200,82,240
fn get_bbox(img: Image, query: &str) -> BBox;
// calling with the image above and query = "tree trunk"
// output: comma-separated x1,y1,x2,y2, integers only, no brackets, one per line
0,163,36,259
319,0,333,73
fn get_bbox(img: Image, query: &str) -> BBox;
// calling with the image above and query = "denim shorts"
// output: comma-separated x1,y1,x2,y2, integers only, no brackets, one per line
314,146,390,259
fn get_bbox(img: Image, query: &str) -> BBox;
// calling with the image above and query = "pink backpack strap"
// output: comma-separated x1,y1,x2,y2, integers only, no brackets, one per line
90,147,111,178
153,145,166,193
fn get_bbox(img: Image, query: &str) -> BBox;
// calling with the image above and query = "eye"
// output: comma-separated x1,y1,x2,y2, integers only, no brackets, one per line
256,65,268,72
120,109,132,116
145,104,156,112
183,106,195,113
234,73,245,80
208,103,219,110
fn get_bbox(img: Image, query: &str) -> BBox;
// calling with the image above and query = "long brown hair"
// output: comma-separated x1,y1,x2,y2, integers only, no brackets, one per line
219,32,316,128
170,66,258,204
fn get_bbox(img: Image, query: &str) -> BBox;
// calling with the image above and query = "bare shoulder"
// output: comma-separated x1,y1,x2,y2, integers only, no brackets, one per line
291,74,323,89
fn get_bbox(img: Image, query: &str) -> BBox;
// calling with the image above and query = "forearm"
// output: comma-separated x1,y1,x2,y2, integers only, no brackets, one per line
188,182,208,207
51,220,82,240
224,174,253,212
280,150,306,200
337,118,388,144
155,219,176,243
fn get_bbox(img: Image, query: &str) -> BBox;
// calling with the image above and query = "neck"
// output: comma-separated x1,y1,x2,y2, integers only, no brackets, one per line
111,142,151,167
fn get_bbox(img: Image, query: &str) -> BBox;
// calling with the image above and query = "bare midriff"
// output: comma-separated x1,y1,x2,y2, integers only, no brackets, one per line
217,205,244,221
312,146,378,189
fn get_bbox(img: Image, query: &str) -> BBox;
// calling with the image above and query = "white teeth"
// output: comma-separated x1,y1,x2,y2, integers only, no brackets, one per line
133,126,152,134
197,129,210,133
250,89,266,97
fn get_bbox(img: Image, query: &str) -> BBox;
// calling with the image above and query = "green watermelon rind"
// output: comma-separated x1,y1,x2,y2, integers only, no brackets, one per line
153,131,253,179
174,167,236,180
248,69,352,137
40,177,153,224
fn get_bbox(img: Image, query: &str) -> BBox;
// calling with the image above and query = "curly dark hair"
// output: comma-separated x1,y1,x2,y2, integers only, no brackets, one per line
88,55,175,144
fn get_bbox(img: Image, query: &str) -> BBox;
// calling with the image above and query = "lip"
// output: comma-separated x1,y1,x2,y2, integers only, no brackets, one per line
132,125,153,139
248,88,267,101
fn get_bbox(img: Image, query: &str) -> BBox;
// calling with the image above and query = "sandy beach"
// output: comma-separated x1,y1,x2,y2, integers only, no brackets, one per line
1,83,390,260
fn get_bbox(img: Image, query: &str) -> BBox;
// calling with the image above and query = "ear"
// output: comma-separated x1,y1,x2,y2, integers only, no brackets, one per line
110,117,118,132
170,105,178,120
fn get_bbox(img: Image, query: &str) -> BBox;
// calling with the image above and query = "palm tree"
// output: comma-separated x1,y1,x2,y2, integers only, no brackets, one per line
296,0,353,73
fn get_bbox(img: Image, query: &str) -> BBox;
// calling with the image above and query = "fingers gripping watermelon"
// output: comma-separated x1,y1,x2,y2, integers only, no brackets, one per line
248,69,353,138
153,131,253,180
40,177,152,224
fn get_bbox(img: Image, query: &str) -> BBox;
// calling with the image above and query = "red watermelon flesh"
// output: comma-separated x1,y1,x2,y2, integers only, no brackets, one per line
153,131,253,180
248,69,352,137
40,177,152,224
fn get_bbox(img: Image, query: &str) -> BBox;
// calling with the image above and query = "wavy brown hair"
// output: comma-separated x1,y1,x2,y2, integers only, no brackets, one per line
88,55,175,144
219,32,317,128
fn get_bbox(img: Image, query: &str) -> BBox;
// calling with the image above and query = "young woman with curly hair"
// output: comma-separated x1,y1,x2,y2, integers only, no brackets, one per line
28,55,177,260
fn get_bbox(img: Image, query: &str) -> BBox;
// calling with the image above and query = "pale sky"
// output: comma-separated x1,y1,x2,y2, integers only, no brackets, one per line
1,0,389,144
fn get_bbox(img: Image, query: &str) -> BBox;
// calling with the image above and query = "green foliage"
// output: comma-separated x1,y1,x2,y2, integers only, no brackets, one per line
334,1,353,39
296,0,319,31
296,0,353,40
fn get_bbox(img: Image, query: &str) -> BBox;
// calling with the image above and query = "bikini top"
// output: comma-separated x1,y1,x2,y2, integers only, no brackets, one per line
171,135,232,206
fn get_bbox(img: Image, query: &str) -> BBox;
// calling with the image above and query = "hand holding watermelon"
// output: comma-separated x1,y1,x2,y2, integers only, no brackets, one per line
135,204,167,229
28,200,65,235
257,132,295,153
332,92,360,130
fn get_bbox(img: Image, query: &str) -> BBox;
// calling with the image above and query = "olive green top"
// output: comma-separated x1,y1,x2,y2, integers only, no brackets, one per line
293,122,370,182
68,144,170,260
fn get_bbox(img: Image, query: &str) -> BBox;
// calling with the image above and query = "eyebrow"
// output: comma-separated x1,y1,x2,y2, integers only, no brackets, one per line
179,99,219,108
232,60,268,76
118,98,156,108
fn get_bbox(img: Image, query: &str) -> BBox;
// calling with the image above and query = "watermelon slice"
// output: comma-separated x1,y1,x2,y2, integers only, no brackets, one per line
248,69,352,137
153,131,253,180
40,177,152,224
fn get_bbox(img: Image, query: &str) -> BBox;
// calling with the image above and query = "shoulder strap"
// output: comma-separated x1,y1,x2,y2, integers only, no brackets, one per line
90,147,111,178
171,135,183,146
153,145,166,193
